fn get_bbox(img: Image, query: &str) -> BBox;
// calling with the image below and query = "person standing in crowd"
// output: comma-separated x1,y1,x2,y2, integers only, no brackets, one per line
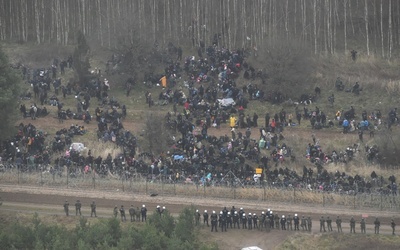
141,204,147,222
336,216,342,232
113,205,118,218
75,200,82,216
374,217,380,234
63,200,69,216
120,205,126,222
360,218,366,234
326,216,333,231
203,210,209,227
195,209,201,226
320,216,326,232
350,217,356,233
129,205,136,222
211,211,218,232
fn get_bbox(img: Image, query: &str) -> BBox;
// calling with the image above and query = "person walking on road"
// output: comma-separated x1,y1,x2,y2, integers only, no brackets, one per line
91,201,97,217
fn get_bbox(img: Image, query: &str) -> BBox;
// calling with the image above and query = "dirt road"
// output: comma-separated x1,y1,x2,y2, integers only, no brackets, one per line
0,184,397,250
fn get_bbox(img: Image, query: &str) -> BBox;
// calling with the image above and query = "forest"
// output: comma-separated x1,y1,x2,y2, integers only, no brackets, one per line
1,0,400,58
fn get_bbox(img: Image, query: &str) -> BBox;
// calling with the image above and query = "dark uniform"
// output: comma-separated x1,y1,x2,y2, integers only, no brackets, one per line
113,206,118,218
320,216,326,232
253,214,259,229
275,214,280,230
260,212,267,230
203,210,209,226
287,214,293,231
220,212,227,232
239,208,245,224
360,218,366,234
350,217,356,233
211,211,218,232
242,214,247,229
374,218,380,234
75,200,82,216
301,216,307,231
247,213,253,230
90,201,97,217
195,209,201,225
63,200,69,216
233,211,240,229
141,205,147,222
120,205,126,222
227,212,232,228
129,205,136,222
391,220,396,235
307,217,312,232
326,216,332,231
269,213,274,229
336,216,342,232
281,215,287,230
293,214,300,231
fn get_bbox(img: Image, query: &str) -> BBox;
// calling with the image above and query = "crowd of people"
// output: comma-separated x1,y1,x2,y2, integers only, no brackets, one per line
0,39,399,201
61,200,397,235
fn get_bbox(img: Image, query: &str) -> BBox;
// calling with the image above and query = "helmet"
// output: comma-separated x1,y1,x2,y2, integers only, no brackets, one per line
220,211,223,214
270,211,273,214
234,211,238,214
249,212,251,215
196,209,199,212
253,213,256,216
240,207,243,210
262,211,265,214
163,206,166,209
282,215,285,218
213,211,216,214
143,204,145,208
157,205,160,208
204,210,207,213
267,208,270,211
228,212,231,215
295,214,298,217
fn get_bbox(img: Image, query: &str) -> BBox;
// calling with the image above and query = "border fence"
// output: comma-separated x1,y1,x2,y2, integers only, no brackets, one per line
0,168,399,212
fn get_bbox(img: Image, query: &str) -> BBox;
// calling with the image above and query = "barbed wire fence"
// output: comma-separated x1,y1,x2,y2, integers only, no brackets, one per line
0,166,399,212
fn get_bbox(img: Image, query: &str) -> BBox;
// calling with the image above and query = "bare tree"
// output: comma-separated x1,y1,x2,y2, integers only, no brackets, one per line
365,0,370,56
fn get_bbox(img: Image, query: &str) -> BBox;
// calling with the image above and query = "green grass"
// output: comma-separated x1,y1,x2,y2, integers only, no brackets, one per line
278,233,400,250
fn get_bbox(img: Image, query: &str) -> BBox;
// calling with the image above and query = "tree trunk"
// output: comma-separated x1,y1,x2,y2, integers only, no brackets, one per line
344,0,347,54
365,0,369,56
380,0,384,57
313,0,317,54
389,0,393,59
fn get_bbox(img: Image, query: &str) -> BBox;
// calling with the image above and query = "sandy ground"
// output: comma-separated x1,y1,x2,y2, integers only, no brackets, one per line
0,184,398,250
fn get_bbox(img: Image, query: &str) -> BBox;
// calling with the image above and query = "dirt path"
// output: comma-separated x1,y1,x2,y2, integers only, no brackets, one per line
0,185,397,231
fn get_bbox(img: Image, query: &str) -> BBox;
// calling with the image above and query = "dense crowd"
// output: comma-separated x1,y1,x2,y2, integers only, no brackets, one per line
0,40,399,199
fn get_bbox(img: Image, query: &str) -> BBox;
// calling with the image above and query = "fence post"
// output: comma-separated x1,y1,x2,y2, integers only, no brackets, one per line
17,165,20,185
323,192,325,207
40,166,43,185
66,166,69,189
263,185,266,201
293,187,295,203
92,170,95,189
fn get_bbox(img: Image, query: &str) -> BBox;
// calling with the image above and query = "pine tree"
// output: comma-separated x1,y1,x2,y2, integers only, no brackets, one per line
0,46,21,141
72,31,91,86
